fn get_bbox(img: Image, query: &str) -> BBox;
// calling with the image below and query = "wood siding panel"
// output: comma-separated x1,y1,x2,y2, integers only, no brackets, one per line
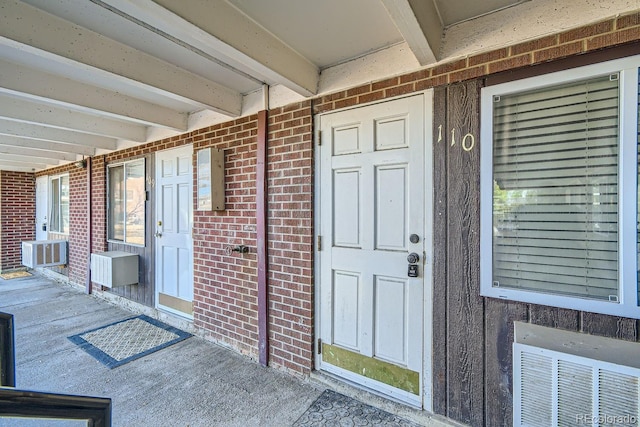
444,80,484,426
529,306,579,331
581,313,638,341
484,299,527,426
432,86,448,416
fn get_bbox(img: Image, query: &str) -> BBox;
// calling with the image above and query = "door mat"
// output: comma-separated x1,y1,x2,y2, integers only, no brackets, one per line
293,389,421,426
0,271,32,280
68,315,191,369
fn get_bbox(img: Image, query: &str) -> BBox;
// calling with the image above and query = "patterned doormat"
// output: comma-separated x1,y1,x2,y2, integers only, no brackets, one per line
68,315,191,369
0,271,31,280
293,390,422,426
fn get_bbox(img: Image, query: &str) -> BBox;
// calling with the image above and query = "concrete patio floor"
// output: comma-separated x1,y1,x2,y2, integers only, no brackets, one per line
0,272,457,426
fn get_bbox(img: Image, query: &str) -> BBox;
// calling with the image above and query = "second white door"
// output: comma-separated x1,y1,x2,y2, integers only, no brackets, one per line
155,145,194,318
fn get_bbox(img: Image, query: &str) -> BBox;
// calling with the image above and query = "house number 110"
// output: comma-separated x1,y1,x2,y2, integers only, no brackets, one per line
437,125,475,152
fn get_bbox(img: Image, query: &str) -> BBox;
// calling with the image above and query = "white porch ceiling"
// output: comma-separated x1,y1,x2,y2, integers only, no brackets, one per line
0,0,633,172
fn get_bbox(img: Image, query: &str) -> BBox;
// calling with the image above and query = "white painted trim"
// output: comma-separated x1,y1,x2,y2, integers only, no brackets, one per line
421,89,434,413
480,54,640,318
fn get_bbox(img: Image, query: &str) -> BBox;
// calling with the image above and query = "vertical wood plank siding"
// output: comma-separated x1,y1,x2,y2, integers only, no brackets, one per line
431,87,448,416
439,81,484,425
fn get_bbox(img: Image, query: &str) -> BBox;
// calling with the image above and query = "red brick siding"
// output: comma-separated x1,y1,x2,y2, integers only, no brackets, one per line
91,157,108,256
192,115,261,358
68,166,90,285
266,102,314,374
314,11,640,114
0,171,35,271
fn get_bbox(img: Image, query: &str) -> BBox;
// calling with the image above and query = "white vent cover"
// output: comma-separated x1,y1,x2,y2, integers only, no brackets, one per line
514,343,640,426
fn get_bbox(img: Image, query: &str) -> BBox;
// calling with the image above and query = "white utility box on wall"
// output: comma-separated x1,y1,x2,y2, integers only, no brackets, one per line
90,251,139,288
22,240,67,268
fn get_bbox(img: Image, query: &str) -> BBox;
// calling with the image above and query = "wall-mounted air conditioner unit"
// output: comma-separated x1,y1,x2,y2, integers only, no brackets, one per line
21,240,67,268
90,251,138,288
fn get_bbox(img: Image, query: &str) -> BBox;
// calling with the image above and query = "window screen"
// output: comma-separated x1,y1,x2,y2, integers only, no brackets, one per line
492,75,620,301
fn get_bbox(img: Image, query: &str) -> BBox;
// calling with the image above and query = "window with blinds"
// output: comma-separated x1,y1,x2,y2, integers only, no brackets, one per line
492,75,620,301
480,55,640,318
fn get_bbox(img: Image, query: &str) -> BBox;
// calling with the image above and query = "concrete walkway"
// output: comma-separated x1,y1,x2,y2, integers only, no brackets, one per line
0,273,457,427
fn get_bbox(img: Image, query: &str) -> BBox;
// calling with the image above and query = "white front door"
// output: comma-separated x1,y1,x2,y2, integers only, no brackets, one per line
35,176,48,240
318,93,432,408
155,145,194,318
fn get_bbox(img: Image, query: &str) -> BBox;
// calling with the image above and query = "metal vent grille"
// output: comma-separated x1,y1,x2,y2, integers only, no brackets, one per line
557,360,592,426
599,370,639,426
519,351,552,426
515,343,640,427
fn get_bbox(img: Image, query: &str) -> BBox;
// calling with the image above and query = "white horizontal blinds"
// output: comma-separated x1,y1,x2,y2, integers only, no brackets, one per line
492,75,620,300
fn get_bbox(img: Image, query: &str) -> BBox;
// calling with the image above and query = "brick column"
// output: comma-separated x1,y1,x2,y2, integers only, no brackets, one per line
0,171,35,272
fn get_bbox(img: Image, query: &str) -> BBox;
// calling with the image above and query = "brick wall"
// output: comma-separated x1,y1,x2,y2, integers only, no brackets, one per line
0,171,35,272
68,166,90,285
266,102,314,374
91,157,107,257
314,11,640,114
191,102,315,374
192,115,261,357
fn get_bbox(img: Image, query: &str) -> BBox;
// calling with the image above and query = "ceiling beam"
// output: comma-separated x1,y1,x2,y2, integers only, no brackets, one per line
0,0,242,116
0,145,76,162
0,165,43,173
0,159,48,170
0,135,96,157
0,59,188,131
110,0,319,96
381,0,441,65
0,94,147,142
0,153,61,166
0,119,117,151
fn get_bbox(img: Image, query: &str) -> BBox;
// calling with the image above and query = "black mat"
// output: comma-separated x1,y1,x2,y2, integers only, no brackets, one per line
68,315,191,369
294,389,422,426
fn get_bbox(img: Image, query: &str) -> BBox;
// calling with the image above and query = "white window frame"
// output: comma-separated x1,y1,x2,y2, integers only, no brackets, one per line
480,55,640,318
107,158,146,247
49,173,69,234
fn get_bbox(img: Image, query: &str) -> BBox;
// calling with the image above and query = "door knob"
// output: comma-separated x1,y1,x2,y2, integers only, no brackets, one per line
154,231,162,238
407,252,420,264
